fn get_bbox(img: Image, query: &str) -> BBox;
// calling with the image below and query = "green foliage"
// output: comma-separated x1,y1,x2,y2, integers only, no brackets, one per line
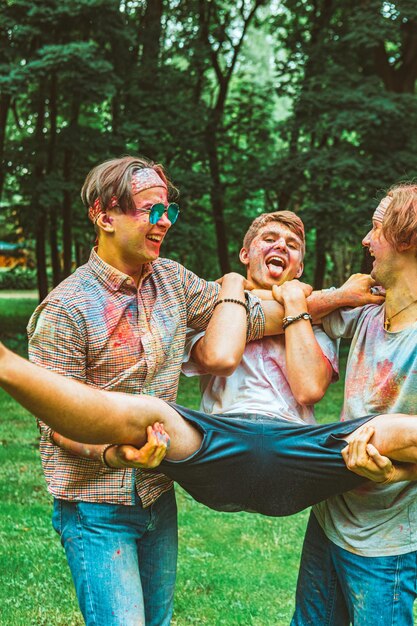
0,268,37,290
3,0,417,289
268,0,417,285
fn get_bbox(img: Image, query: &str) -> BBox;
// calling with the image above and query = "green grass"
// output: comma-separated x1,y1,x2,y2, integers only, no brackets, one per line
0,296,343,626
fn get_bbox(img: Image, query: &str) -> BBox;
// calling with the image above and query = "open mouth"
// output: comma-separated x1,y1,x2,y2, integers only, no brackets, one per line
266,256,286,277
147,234,163,243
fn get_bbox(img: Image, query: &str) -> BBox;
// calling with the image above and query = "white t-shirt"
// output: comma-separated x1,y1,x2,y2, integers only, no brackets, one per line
183,327,339,426
314,305,417,556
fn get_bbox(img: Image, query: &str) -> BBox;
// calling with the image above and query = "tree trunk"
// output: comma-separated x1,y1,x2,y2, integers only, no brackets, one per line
62,147,73,278
33,82,48,300
0,94,11,202
313,228,327,290
75,241,90,267
36,215,48,302
141,0,163,80
47,73,61,286
61,101,80,278
205,117,230,273
199,0,266,273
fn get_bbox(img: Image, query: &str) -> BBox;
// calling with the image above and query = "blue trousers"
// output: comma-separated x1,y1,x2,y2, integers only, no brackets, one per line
292,512,417,626
52,489,178,626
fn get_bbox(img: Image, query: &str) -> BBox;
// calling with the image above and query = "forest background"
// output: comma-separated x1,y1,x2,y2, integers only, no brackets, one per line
2,2,417,624
2,0,417,299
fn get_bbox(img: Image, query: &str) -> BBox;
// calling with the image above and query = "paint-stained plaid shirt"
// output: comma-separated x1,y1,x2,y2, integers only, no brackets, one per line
28,249,265,506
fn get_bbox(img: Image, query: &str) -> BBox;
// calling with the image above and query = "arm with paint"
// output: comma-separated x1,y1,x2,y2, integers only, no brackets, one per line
191,272,248,376
342,425,417,483
259,274,384,335
52,427,169,469
274,280,333,405
29,300,168,468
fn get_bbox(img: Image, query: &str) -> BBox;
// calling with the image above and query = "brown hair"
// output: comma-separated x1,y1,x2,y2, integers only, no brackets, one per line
242,210,305,257
383,184,417,252
81,155,178,217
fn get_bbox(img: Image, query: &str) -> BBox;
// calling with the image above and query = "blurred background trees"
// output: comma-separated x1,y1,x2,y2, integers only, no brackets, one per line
2,0,417,299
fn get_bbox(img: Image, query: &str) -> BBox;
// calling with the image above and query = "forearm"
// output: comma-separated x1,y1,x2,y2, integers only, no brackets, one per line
261,289,351,334
192,273,247,375
307,274,385,322
306,287,366,323
285,325,332,404
282,288,332,404
262,299,285,335
389,463,417,482
51,431,107,461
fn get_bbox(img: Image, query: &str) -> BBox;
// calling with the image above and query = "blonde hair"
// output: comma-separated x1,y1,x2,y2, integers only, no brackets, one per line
242,210,305,257
383,184,417,251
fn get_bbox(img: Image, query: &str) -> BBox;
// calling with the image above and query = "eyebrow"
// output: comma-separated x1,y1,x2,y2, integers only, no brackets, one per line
262,230,302,246
135,200,154,209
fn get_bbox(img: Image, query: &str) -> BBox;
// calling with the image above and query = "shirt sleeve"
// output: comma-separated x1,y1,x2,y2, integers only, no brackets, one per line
181,328,206,377
28,299,87,381
177,264,265,342
312,325,340,382
322,306,366,339
28,298,88,441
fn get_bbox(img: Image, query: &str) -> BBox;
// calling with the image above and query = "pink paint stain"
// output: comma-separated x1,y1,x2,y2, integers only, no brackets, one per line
373,359,406,404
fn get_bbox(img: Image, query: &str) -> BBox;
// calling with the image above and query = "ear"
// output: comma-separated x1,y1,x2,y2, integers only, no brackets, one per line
295,262,304,278
397,241,413,253
96,212,115,233
239,247,250,267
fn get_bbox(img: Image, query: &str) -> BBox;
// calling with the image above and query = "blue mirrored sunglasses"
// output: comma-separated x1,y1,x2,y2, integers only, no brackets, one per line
137,202,180,225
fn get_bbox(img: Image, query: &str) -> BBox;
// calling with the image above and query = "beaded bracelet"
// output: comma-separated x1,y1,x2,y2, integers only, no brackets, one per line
100,443,119,468
213,298,248,312
282,312,312,330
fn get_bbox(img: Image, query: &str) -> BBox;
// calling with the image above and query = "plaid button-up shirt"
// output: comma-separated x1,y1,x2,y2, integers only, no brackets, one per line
28,249,265,506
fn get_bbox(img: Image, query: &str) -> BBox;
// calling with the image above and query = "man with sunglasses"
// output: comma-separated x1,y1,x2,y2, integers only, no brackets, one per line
27,155,382,625
27,156,267,626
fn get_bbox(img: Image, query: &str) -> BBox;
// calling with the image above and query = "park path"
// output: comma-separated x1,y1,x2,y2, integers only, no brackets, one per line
0,290,38,299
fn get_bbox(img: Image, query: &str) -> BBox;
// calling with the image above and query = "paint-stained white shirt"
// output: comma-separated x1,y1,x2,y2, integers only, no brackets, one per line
183,326,339,425
314,305,417,556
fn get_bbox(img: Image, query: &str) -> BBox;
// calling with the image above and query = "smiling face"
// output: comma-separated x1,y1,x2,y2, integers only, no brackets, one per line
97,186,172,276
240,222,304,289
362,207,396,286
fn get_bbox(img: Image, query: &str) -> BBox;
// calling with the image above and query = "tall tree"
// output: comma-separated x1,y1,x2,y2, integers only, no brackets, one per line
271,0,417,287
197,0,267,273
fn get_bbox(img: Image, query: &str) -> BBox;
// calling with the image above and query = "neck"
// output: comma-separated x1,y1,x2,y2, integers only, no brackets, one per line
97,245,144,287
384,268,417,329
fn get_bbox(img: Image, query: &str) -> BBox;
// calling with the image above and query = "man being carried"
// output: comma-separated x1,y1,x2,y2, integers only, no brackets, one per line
3,209,417,517
182,210,339,441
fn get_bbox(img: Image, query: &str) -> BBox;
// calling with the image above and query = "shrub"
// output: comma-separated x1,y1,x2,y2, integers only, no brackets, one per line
0,267,38,290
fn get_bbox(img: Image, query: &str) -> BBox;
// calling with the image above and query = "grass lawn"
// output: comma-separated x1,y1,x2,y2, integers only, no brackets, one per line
0,296,345,625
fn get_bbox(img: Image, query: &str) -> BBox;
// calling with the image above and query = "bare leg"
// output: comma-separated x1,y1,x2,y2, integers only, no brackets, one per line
345,414,417,463
0,343,201,460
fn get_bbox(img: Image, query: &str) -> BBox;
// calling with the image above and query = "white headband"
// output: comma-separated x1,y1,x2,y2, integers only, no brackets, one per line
88,168,167,223
373,196,392,223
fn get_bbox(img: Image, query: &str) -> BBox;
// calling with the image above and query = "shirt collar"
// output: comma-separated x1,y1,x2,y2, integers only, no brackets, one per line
88,248,153,292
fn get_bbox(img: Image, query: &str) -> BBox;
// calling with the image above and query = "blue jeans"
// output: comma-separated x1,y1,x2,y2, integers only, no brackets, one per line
292,512,417,626
52,489,178,626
